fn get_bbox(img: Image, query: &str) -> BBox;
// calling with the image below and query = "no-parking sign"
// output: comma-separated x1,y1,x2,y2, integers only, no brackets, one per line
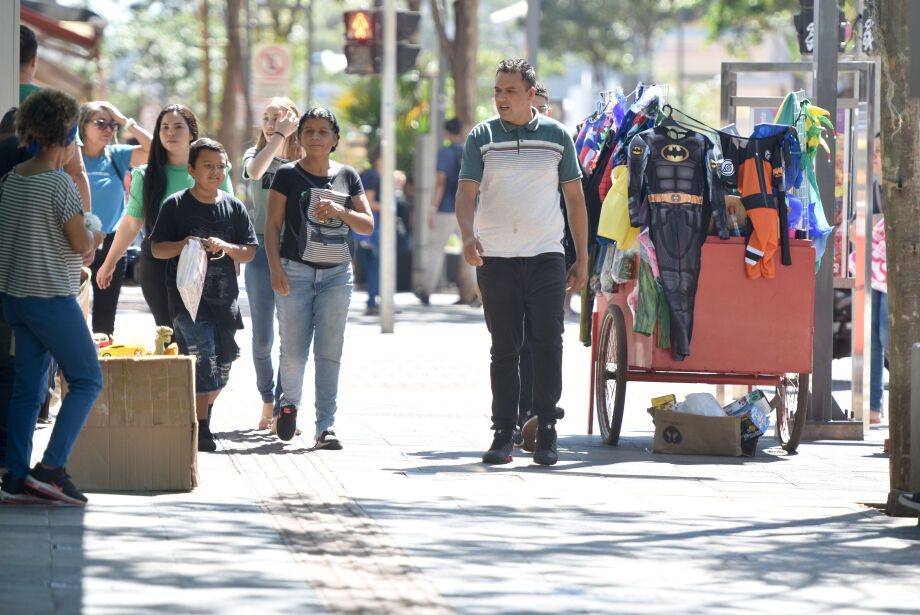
252,43,292,100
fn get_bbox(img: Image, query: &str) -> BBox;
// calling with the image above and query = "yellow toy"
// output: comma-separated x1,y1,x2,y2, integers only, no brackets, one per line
154,326,174,355
99,345,146,358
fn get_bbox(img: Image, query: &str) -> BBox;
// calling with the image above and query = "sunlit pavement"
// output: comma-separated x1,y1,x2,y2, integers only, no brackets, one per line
1,283,916,615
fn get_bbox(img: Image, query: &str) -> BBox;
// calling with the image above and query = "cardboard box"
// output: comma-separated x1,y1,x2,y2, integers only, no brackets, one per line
723,389,772,442
68,356,199,491
652,408,744,457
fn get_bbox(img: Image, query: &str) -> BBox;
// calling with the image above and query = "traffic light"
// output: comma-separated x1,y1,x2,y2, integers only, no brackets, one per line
344,10,379,75
343,9,420,75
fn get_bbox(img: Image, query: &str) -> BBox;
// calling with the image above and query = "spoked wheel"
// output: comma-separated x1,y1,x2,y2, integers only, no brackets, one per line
774,372,809,452
595,304,628,445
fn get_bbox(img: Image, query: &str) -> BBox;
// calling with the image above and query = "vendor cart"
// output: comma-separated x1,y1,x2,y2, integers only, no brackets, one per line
589,236,816,453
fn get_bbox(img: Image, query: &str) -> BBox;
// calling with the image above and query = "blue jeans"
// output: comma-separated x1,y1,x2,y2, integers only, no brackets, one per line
275,259,352,435
1,294,103,479
245,237,282,405
172,314,233,395
356,241,379,308
870,289,889,411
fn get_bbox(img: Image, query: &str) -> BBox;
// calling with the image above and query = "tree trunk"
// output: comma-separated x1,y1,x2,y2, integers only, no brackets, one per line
430,0,478,135
876,2,920,511
219,0,244,188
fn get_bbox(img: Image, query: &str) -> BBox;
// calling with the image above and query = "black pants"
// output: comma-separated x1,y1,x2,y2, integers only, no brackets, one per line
89,232,126,335
478,253,565,432
138,243,171,327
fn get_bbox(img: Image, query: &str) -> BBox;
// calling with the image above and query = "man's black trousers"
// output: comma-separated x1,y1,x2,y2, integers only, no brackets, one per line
477,253,565,433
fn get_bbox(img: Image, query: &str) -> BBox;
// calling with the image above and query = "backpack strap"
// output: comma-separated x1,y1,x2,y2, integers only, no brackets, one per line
105,146,125,184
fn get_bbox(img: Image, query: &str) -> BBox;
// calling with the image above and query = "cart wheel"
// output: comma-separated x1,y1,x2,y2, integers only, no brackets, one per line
775,372,809,452
595,304,627,445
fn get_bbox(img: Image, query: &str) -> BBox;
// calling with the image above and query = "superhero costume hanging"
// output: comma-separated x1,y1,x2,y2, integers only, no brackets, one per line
628,125,728,361
717,128,795,279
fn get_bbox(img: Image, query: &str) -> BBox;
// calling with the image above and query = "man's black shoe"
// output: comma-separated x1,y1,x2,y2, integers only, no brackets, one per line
481,430,513,464
277,403,298,441
533,423,558,466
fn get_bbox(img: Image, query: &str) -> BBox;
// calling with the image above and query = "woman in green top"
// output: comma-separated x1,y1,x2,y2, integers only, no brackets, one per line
96,104,231,327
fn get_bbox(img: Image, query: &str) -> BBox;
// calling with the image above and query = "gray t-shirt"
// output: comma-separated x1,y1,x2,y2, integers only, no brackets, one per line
242,146,287,236
0,169,83,298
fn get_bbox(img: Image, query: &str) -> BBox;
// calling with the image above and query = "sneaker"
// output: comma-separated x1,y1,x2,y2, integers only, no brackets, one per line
533,423,558,466
1,474,58,505
198,419,217,452
25,465,87,505
481,430,513,464
315,429,343,450
512,426,524,448
276,403,298,441
414,289,430,306
521,416,538,452
899,492,920,514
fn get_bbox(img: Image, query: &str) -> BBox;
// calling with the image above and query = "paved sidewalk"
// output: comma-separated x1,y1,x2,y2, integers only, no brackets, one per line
1,285,918,614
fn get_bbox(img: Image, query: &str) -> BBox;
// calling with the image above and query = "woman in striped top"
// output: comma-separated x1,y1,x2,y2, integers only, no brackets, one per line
0,89,106,506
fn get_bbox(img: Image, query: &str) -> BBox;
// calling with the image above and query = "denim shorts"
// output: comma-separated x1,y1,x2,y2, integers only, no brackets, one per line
172,312,233,395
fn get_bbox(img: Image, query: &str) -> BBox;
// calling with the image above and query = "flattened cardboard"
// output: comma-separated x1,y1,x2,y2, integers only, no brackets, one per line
652,408,744,457
68,356,198,490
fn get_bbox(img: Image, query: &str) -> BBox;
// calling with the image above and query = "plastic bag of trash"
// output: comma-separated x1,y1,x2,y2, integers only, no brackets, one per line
676,392,725,417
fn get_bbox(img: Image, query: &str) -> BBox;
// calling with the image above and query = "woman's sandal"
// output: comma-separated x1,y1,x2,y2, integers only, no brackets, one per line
258,414,273,430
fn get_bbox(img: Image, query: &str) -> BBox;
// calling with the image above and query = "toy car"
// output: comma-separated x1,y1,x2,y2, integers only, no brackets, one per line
98,345,146,358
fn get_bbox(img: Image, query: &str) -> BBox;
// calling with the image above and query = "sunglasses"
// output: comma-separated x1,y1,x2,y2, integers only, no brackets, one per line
90,119,119,131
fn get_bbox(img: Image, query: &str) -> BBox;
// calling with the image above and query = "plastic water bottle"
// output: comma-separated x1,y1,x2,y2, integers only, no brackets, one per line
728,206,743,237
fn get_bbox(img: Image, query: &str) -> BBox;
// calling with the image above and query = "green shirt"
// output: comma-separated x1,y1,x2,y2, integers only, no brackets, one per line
19,84,41,103
125,163,233,220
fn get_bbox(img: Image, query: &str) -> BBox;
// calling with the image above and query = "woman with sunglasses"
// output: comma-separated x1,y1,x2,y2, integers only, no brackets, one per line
265,107,373,448
78,101,152,338
96,105,231,327
242,97,301,431
0,89,105,505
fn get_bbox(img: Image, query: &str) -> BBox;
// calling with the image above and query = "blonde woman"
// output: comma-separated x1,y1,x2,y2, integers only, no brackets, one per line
242,97,301,430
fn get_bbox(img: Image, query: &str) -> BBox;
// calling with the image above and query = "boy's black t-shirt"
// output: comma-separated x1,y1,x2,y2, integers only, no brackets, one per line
269,160,364,268
149,188,257,328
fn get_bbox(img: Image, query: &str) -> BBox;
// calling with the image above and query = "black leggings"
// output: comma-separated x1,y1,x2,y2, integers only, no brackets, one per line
89,232,126,335
138,243,171,327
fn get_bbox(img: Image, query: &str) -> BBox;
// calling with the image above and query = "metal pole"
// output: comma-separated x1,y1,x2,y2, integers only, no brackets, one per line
2,1,20,113
379,0,396,333
305,0,313,105
526,0,540,73
808,0,839,423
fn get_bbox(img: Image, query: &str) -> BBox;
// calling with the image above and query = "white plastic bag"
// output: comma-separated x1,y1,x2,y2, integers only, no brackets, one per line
176,238,207,321
676,393,726,417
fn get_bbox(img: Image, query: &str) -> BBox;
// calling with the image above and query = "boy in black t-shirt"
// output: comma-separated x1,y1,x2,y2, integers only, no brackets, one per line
150,138,257,452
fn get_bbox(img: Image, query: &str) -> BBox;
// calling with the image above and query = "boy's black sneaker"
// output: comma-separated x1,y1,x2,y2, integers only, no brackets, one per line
25,465,87,506
899,492,920,514
521,408,564,452
533,423,558,466
198,419,217,452
315,429,342,450
482,430,513,464
1,474,58,505
277,404,298,441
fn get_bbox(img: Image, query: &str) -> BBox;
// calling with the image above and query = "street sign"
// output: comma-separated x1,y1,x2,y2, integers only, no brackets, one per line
251,43,292,115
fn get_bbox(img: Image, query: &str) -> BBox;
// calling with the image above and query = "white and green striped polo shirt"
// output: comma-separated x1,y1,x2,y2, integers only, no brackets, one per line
459,110,581,258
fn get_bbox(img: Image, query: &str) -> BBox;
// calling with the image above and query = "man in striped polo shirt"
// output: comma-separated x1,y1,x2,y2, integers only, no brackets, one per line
455,58,588,466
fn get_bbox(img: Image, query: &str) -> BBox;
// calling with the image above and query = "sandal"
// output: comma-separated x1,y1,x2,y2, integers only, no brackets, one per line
258,414,273,430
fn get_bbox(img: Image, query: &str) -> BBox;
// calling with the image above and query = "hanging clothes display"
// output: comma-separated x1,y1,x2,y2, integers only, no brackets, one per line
716,127,793,280
627,123,728,361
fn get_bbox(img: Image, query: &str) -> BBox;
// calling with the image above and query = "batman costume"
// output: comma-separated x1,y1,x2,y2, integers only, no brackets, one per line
628,126,728,361
717,128,794,279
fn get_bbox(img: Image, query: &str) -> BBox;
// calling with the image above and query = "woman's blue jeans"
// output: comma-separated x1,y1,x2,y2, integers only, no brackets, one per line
870,289,889,411
244,237,282,406
275,259,352,436
1,294,103,479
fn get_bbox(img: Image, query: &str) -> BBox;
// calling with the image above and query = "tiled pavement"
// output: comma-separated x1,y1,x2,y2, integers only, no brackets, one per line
1,284,918,614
